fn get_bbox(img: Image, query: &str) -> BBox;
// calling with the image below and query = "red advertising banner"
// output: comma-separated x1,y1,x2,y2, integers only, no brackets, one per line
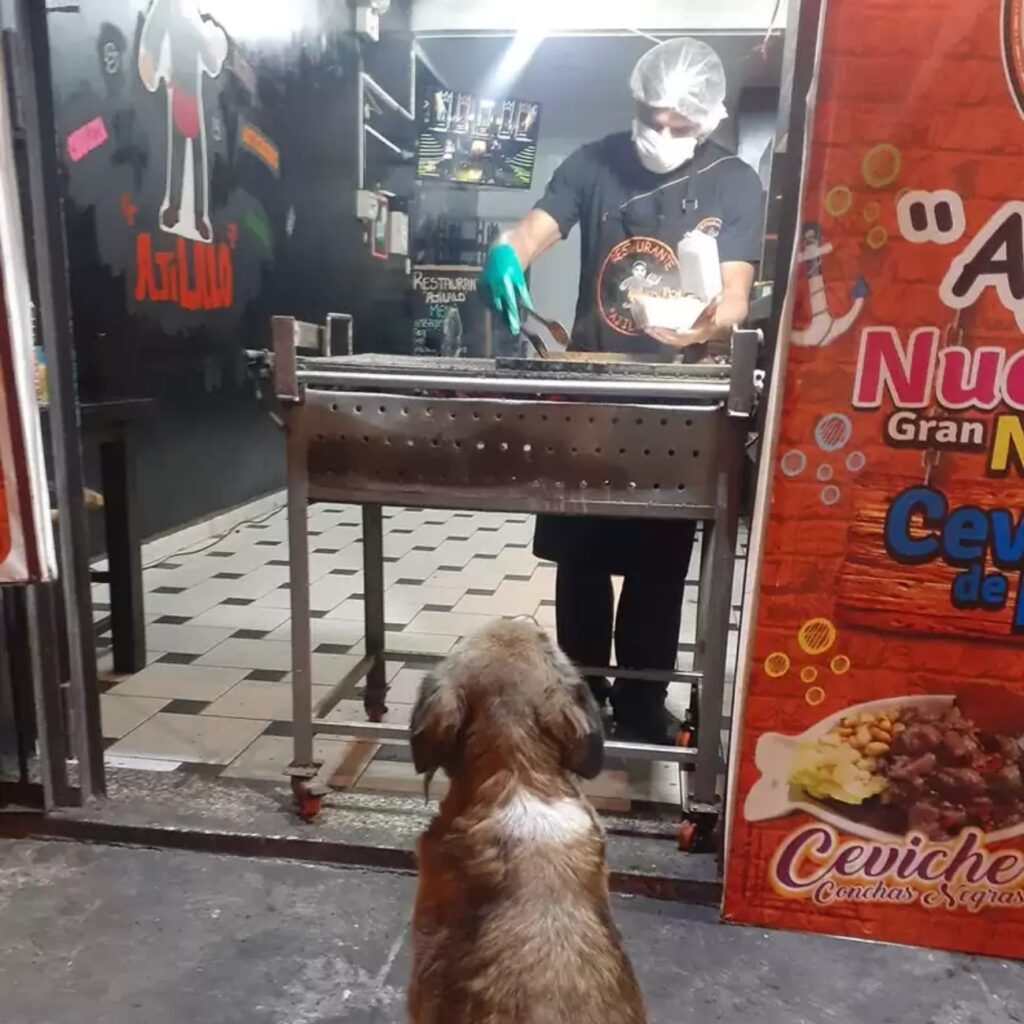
0,45,55,585
724,0,1024,958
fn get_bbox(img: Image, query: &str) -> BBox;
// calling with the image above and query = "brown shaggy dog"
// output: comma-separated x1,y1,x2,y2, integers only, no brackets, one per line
407,617,647,1024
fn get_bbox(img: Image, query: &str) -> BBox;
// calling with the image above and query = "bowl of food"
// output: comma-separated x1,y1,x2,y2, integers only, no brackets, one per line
745,689,1024,842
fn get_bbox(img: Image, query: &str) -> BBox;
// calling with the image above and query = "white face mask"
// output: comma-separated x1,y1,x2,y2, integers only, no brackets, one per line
632,119,698,174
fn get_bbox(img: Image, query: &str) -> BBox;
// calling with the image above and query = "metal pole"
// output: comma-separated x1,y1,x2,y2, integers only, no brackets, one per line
26,584,75,807
690,424,743,810
483,310,494,358
13,0,104,799
362,504,388,720
311,717,699,764
100,432,146,674
365,124,403,156
356,70,366,191
361,71,415,121
287,418,314,770
0,591,23,782
764,0,824,374
693,523,713,674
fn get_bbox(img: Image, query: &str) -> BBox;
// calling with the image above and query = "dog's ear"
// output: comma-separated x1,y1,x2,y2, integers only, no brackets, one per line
563,680,605,779
540,644,605,780
410,669,464,779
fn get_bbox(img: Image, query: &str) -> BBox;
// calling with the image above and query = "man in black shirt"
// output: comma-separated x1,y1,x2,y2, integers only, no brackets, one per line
480,38,763,744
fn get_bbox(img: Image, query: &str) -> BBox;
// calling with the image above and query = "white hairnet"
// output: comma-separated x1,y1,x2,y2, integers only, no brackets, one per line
629,38,728,133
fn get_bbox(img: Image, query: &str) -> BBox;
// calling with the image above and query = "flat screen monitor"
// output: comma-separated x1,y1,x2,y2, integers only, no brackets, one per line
416,90,541,190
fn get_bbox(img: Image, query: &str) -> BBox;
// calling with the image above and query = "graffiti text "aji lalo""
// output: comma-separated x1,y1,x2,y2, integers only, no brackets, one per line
134,232,233,310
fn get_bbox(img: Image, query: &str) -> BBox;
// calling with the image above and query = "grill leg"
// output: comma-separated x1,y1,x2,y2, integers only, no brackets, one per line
693,522,710,673
362,504,387,721
690,522,714,726
288,423,314,771
691,447,741,810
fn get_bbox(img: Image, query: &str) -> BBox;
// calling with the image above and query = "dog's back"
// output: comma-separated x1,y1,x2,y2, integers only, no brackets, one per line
408,618,647,1024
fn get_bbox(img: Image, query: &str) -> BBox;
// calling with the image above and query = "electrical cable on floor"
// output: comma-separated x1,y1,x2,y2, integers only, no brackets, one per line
141,502,288,570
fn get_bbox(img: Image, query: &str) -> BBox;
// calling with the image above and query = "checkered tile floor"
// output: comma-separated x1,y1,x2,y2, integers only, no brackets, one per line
94,503,745,813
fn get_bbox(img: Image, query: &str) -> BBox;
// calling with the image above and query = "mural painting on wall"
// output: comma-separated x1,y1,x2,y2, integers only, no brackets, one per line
138,0,226,242
134,0,232,310
49,0,288,329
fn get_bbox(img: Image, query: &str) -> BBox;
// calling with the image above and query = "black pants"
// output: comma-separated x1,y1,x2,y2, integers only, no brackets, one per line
554,558,689,729
164,114,207,235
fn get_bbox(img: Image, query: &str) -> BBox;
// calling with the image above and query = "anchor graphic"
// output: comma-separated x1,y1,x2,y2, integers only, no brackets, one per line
791,222,869,348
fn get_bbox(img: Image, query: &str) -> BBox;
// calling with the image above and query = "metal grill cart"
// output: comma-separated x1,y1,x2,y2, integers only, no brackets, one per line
256,315,761,845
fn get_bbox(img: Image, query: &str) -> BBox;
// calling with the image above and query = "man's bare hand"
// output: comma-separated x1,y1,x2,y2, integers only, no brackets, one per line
644,302,719,349
713,292,750,329
643,284,754,349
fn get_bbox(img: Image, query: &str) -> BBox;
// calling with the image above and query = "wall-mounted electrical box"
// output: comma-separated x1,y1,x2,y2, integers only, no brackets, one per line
389,211,409,257
355,189,381,221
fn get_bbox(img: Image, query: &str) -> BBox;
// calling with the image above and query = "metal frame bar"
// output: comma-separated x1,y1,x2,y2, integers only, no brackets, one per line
12,0,103,799
26,584,76,807
309,717,698,764
361,67,416,122
327,527,723,784
287,420,314,771
294,367,732,402
362,505,388,718
99,431,145,674
0,589,34,786
690,421,744,809
0,591,18,781
310,492,716,521
693,523,712,674
327,313,354,357
356,48,416,190
365,123,403,156
763,0,824,375
314,653,377,719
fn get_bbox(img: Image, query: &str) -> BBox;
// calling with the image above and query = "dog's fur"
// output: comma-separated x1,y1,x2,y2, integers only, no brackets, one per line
408,617,647,1024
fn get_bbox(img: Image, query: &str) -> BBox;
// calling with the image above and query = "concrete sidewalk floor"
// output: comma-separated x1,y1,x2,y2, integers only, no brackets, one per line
0,840,1021,1024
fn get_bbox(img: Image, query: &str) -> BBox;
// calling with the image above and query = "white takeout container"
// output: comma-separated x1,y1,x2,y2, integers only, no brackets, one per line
678,230,723,304
631,293,708,332
737,694,1024,843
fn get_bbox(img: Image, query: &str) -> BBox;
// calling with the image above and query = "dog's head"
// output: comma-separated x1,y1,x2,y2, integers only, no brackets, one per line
410,618,604,789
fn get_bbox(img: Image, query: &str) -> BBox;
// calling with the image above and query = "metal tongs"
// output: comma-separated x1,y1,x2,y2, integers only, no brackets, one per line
519,306,571,357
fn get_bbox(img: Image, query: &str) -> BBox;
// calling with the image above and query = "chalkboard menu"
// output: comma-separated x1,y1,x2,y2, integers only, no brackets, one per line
410,264,486,356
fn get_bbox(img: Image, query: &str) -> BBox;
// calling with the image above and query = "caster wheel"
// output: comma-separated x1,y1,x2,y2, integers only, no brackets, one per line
292,779,322,822
678,721,697,771
366,704,388,724
677,820,698,851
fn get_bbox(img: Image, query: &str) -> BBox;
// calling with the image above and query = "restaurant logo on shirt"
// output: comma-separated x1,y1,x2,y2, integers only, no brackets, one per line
597,236,683,336
695,216,723,238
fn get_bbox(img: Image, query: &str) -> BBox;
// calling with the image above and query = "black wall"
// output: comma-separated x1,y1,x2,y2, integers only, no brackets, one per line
45,0,414,539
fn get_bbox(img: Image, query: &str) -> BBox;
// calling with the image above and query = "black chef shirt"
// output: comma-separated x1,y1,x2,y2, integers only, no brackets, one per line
533,132,764,354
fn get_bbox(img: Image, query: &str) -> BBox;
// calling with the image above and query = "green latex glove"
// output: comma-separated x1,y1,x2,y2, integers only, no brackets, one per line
480,243,533,335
